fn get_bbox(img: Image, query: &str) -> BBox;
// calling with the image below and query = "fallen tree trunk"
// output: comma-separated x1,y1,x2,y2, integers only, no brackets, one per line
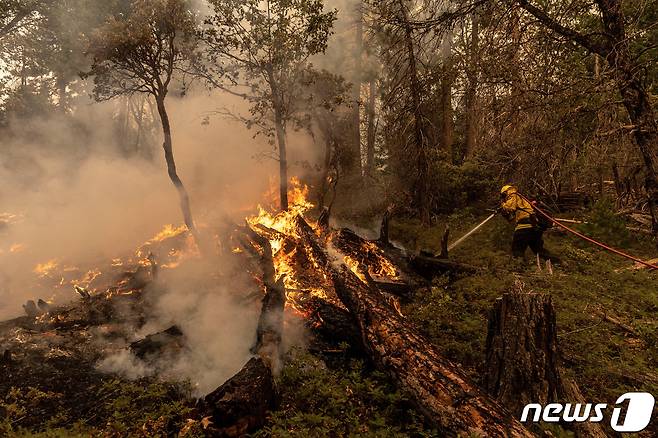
247,225,286,370
329,264,533,437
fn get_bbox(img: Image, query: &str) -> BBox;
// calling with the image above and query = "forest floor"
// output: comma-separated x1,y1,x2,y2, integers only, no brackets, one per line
1,204,656,437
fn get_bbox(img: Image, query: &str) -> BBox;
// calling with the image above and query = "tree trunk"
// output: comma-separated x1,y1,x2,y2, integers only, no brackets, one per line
597,0,658,233
269,73,289,211
398,0,431,227
155,95,197,236
202,357,276,437
330,265,533,437
274,105,289,211
515,0,658,235
485,291,561,415
248,225,286,370
352,4,363,176
366,79,376,175
486,286,606,437
440,29,454,159
464,13,480,161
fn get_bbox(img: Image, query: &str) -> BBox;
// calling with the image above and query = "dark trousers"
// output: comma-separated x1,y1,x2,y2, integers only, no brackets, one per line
511,227,545,258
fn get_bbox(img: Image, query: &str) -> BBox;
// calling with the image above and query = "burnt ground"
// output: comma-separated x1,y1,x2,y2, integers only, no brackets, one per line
0,232,204,436
0,286,193,432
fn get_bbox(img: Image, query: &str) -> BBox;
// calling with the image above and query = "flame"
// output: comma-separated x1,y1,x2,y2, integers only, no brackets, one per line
246,177,338,314
247,177,314,238
10,243,25,253
343,254,368,282
363,242,400,279
34,259,59,277
147,224,188,243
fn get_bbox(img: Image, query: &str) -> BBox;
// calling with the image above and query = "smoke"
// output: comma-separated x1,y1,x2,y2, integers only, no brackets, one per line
0,0,356,395
0,89,322,321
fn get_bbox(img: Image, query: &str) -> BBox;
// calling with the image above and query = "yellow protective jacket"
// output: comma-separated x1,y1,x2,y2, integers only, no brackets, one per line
501,189,535,231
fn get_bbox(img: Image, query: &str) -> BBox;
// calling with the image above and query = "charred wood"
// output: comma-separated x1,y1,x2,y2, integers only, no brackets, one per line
130,325,185,362
317,206,330,230
439,226,449,259
202,357,275,437
408,253,477,279
379,206,393,244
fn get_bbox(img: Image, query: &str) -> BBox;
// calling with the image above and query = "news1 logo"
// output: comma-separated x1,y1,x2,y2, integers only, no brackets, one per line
521,392,655,432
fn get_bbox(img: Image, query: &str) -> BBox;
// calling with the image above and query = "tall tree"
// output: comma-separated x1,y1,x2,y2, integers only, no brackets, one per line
85,0,199,236
370,0,431,225
0,0,41,40
352,3,364,175
439,27,454,158
512,0,658,232
202,0,337,211
463,11,479,160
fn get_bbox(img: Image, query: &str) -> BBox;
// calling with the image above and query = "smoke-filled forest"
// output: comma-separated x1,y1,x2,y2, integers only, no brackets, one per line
0,0,657,436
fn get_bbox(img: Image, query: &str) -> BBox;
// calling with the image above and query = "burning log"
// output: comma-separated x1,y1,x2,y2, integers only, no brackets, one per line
304,296,364,354
317,206,330,230
330,265,532,437
200,224,284,437
247,225,286,369
485,286,606,438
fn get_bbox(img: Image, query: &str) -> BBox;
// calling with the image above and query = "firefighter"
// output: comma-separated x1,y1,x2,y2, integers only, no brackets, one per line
499,185,552,260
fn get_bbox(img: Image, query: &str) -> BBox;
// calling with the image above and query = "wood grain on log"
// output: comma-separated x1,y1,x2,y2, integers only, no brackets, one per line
485,292,561,414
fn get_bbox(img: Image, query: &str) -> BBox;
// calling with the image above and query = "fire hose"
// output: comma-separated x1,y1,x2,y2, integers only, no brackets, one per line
517,193,658,271
448,194,658,270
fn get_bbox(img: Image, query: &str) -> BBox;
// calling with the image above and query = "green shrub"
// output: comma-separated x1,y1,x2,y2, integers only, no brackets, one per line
579,199,630,247
259,350,434,437
429,162,497,214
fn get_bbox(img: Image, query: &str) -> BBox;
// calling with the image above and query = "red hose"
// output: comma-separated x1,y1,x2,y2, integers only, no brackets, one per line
519,194,658,271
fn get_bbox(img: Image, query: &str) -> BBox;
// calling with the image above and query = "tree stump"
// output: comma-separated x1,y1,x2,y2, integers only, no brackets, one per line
485,285,606,437
485,290,561,416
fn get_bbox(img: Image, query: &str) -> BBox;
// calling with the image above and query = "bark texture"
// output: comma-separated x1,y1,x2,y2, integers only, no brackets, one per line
155,95,197,236
485,288,606,437
203,357,275,437
485,291,560,414
330,265,533,437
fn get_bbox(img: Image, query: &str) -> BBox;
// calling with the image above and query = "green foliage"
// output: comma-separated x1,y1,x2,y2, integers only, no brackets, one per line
96,378,193,436
259,350,434,437
85,0,197,100
391,211,658,431
202,0,338,139
579,199,630,247
429,162,497,214
0,379,194,438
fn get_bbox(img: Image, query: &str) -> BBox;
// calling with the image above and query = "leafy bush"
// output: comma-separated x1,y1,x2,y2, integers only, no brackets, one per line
429,162,497,214
579,199,630,247
259,350,433,437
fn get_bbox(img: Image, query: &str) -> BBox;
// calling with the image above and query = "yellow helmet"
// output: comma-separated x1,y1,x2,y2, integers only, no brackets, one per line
500,184,516,195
